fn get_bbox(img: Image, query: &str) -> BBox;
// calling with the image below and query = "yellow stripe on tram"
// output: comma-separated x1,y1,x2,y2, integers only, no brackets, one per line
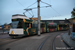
26,24,31,35
11,31,13,34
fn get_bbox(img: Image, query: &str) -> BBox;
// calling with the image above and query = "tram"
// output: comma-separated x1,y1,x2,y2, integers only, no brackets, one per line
72,23,75,40
9,14,69,38
46,22,57,32
9,14,47,37
9,14,38,37
40,22,46,33
57,24,69,31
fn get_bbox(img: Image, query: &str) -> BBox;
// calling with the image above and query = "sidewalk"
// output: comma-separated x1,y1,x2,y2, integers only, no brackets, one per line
62,33,75,49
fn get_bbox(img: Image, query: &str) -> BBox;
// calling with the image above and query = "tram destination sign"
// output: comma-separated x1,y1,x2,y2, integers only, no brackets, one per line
12,19,23,21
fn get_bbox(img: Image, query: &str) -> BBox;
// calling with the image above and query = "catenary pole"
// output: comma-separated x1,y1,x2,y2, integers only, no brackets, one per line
37,0,40,36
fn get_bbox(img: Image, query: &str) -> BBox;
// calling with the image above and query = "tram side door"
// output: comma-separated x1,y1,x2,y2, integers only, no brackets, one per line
23,22,29,36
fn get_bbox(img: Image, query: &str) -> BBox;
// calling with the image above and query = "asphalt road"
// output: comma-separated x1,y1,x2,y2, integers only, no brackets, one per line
0,31,69,50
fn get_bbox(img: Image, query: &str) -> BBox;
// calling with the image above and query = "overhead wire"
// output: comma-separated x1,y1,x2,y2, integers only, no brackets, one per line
41,0,61,18
24,6,51,10
16,0,37,17
41,0,60,19
26,1,37,8
16,0,25,8
16,0,61,18
28,11,33,16
31,10,34,17
25,1,37,17
24,0,52,17
41,1,51,7
51,7,61,16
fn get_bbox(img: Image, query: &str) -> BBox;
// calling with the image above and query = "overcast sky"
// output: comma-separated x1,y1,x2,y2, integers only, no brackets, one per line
0,0,75,25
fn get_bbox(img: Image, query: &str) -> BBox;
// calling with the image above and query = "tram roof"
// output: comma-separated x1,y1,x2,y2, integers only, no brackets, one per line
47,22,57,25
12,14,30,20
41,20,70,24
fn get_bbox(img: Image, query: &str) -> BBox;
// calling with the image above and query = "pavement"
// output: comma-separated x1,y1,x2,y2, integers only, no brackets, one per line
62,33,75,50
0,31,68,50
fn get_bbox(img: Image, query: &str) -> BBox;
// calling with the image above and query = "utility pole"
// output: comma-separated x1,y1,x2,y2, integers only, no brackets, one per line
37,0,40,36
24,0,51,36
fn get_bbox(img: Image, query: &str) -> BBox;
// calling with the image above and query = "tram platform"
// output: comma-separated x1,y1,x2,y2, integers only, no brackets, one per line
62,33,75,48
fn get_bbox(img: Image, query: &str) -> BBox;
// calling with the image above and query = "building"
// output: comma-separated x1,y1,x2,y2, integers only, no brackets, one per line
4,24,11,30
68,18,75,27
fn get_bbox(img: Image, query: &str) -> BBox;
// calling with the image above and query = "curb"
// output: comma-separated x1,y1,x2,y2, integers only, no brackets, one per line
61,34,75,50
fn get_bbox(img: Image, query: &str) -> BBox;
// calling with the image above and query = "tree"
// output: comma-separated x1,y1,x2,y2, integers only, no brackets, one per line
71,7,75,18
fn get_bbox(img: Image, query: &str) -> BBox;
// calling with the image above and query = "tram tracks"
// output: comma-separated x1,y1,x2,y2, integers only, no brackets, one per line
37,32,60,50
52,33,61,50
38,34,53,50
38,31,67,50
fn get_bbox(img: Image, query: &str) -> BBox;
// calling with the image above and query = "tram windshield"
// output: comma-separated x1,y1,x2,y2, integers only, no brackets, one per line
48,25,56,28
11,21,23,28
63,25,67,28
59,25,62,27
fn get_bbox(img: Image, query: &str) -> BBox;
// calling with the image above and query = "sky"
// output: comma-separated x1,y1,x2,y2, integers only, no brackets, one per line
0,0,75,25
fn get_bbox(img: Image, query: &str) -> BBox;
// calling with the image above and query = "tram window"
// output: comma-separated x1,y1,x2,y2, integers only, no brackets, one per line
32,24,34,28
48,25,50,28
62,25,64,27
25,23,29,27
64,25,65,27
73,24,75,32
32,24,35,28
17,22,23,28
62,25,65,27
65,25,67,27
59,25,62,27
11,21,23,28
32,24,38,28
53,25,55,28
35,24,38,27
52,26,55,28
54,26,56,28
63,25,67,28
41,24,45,28
48,25,55,28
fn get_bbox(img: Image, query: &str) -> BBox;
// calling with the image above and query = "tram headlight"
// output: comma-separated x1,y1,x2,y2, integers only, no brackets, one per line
14,33,15,34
